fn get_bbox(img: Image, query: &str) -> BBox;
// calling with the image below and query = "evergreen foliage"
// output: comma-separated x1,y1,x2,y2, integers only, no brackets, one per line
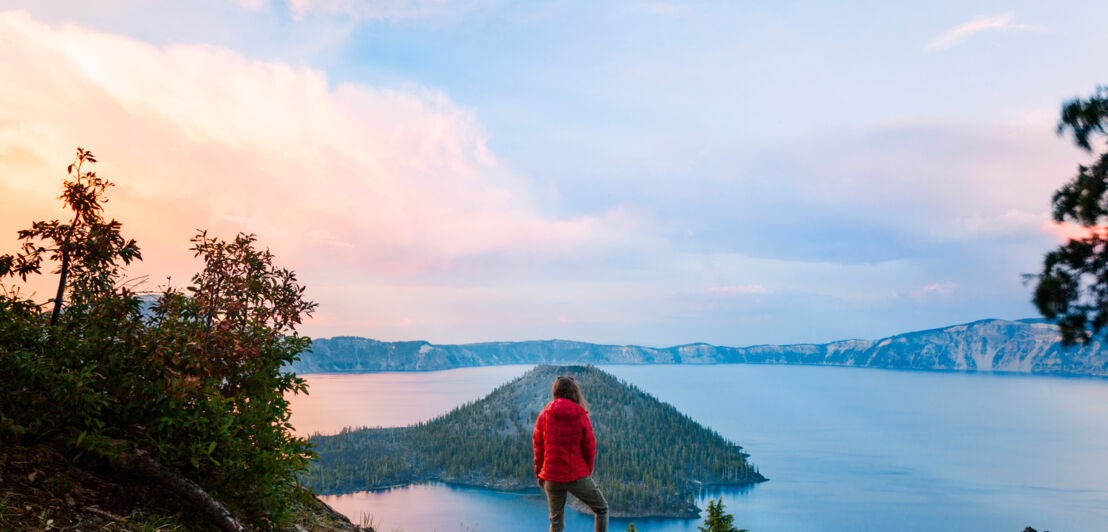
697,497,746,532
304,365,765,517
1033,86,1108,344
0,149,317,528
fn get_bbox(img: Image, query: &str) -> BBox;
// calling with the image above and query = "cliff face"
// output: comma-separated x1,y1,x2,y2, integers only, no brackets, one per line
290,319,1108,376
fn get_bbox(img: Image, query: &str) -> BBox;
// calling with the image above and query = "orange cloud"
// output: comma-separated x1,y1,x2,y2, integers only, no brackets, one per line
1041,220,1106,242
0,10,631,298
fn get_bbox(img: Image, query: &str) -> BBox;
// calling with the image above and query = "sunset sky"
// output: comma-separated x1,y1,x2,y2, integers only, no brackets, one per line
2,1,1107,346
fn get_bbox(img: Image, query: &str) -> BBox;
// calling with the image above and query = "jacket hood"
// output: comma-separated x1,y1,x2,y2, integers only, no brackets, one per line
547,397,586,420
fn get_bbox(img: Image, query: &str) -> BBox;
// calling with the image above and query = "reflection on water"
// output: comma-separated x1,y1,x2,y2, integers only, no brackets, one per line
293,364,1108,531
323,478,954,532
287,365,533,435
322,482,757,532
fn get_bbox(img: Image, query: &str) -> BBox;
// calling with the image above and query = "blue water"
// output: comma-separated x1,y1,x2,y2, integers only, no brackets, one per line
290,364,1108,531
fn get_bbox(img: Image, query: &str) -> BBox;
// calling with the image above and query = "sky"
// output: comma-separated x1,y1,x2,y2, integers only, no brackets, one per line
1,1,1107,347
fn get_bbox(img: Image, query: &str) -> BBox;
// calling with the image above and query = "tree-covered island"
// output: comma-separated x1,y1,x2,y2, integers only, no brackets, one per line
304,365,766,518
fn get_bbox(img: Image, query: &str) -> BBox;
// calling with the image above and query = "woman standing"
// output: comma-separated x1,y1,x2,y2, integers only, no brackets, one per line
533,375,609,532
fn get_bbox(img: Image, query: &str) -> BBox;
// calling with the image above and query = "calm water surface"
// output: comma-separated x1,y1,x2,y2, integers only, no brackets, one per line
288,365,1108,531
289,365,529,435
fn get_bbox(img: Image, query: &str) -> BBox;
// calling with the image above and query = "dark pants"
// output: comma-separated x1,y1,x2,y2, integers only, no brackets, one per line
543,475,608,532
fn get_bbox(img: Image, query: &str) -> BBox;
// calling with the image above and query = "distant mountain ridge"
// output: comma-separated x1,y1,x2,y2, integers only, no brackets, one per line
289,318,1108,377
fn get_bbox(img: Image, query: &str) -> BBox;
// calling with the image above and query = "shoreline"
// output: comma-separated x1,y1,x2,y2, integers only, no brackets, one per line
316,475,767,519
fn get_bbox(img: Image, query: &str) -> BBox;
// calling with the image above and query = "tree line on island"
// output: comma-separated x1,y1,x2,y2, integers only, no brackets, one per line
304,365,765,518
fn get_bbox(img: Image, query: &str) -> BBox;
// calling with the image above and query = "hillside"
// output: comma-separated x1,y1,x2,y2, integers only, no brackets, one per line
302,365,766,518
0,440,367,532
289,319,1108,376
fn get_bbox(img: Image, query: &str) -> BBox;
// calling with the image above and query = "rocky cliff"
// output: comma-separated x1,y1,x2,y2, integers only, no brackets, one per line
289,319,1108,376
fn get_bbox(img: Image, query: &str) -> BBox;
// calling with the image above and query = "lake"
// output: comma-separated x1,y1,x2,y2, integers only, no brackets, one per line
287,364,1108,531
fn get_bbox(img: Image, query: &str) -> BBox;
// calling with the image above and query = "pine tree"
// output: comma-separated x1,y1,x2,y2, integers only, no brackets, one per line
697,497,747,532
1033,86,1108,343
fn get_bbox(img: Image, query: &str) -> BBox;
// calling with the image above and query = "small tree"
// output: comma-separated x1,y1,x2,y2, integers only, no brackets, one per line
697,497,747,532
1033,86,1108,344
146,230,317,522
1,148,316,529
0,147,140,324
1,148,144,441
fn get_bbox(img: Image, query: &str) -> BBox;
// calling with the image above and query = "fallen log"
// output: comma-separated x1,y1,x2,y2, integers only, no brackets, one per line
115,448,248,532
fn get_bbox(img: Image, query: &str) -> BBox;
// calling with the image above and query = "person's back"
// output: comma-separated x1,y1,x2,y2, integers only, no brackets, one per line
534,397,593,482
533,376,608,532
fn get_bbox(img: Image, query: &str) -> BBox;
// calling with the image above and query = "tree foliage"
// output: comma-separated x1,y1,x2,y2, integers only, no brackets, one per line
697,497,746,532
305,365,765,517
0,147,140,324
0,148,316,528
1034,86,1108,344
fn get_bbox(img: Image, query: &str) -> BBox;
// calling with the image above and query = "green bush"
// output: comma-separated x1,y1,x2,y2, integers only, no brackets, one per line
0,148,316,528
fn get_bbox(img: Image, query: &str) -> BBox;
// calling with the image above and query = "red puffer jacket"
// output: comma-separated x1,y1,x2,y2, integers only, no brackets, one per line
533,398,596,483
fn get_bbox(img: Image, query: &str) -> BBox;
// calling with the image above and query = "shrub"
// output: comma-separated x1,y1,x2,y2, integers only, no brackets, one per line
0,148,316,528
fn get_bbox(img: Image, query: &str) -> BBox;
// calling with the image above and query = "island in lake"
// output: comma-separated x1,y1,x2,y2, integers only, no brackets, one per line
303,365,766,518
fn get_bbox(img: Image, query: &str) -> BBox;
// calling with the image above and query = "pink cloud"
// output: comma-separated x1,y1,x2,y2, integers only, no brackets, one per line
557,316,570,323
286,0,485,20
1041,220,1106,242
308,311,385,329
908,282,955,303
924,13,1046,52
0,10,633,296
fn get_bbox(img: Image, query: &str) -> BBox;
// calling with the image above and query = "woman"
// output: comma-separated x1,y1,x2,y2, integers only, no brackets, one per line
533,375,609,532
